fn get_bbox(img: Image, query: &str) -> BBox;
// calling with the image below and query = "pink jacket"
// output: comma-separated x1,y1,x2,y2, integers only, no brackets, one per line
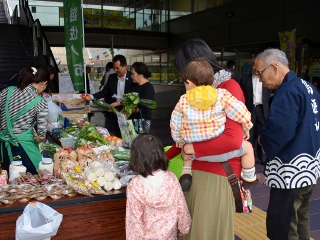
126,170,192,239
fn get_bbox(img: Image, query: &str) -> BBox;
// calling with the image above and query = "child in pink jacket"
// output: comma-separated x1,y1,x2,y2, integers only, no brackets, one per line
126,134,192,239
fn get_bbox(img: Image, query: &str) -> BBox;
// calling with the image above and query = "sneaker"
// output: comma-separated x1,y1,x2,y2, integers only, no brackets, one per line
241,173,265,188
179,174,192,192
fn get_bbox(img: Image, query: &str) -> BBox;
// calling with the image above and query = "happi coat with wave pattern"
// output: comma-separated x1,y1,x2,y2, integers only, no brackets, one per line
260,71,320,189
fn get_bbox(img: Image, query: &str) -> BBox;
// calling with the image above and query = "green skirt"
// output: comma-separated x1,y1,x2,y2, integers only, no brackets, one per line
179,170,235,240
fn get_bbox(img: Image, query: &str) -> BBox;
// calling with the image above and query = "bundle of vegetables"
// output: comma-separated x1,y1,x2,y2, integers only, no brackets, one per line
110,149,131,161
90,100,117,113
85,161,121,191
121,92,140,116
76,145,97,171
39,143,61,158
53,147,78,176
60,124,81,138
121,92,157,116
75,124,109,148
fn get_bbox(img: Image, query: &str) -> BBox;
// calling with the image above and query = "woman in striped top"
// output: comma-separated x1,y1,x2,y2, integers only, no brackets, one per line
0,67,49,175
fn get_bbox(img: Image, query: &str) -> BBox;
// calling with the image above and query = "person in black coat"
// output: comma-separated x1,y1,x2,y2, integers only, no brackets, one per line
239,59,271,165
227,60,242,83
92,55,135,137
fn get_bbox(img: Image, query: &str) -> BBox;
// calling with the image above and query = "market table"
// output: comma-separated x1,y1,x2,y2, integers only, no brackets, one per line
0,188,127,240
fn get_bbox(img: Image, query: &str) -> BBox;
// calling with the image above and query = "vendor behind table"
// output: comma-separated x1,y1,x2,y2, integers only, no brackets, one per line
89,55,136,138
0,66,49,175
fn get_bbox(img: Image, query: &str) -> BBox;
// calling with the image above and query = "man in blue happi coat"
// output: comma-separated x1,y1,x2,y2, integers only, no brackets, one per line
256,48,320,240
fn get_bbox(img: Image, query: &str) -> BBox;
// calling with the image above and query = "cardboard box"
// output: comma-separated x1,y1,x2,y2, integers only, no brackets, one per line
60,99,90,113
59,113,89,122
53,94,91,113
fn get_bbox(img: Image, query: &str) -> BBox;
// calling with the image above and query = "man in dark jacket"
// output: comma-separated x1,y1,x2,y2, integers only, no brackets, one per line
240,59,271,165
227,60,242,83
257,48,320,240
91,55,135,137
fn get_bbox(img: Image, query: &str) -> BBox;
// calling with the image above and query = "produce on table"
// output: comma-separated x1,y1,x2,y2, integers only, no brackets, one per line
73,182,92,197
39,143,61,158
112,178,122,190
110,149,130,161
104,172,114,182
91,161,102,169
86,172,97,182
96,176,107,187
97,149,115,164
75,124,109,148
105,136,123,147
84,180,107,195
96,126,110,138
95,167,105,177
60,124,80,138
53,147,78,176
76,145,97,171
104,182,114,191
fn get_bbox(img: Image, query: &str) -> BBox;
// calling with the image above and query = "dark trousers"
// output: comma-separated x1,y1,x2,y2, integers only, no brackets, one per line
289,185,314,240
249,105,265,163
104,112,121,138
266,185,314,240
1,142,37,175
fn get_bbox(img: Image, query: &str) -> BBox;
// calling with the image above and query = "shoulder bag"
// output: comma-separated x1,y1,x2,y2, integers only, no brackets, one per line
221,161,252,213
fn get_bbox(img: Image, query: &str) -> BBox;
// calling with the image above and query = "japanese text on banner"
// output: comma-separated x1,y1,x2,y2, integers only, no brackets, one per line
64,0,84,91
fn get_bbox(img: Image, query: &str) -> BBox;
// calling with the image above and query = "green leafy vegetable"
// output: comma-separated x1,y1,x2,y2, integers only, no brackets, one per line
40,143,61,158
90,100,117,113
122,92,140,116
139,98,157,109
122,93,157,116
111,149,131,161
90,94,157,119
60,125,80,138
75,124,109,147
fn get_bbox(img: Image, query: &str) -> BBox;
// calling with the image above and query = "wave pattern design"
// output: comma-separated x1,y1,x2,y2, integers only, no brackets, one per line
265,151,320,189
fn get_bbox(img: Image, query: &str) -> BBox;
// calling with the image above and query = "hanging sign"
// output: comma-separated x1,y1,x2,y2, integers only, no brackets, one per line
64,0,84,91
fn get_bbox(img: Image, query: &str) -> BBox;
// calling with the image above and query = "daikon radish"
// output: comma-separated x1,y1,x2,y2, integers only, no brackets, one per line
112,178,121,190
97,176,107,186
87,172,97,182
91,161,102,169
104,181,113,191
104,171,114,182
95,167,105,177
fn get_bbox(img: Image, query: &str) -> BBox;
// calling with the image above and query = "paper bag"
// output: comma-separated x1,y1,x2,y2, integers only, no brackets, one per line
16,202,63,240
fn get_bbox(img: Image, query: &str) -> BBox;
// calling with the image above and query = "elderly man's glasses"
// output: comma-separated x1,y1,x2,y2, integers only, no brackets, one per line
255,63,279,79
256,64,272,79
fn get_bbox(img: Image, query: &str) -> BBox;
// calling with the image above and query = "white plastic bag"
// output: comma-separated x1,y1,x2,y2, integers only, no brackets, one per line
16,202,63,240
44,94,62,123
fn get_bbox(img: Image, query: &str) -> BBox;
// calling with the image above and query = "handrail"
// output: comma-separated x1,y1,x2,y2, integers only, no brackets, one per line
11,6,18,24
19,0,59,92
3,0,11,24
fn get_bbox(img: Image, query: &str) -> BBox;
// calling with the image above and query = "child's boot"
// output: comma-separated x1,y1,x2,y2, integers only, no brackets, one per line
180,167,192,192
241,167,265,188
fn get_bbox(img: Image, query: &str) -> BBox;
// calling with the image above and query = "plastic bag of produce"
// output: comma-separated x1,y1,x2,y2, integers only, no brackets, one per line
116,112,137,148
16,202,63,240
43,94,62,123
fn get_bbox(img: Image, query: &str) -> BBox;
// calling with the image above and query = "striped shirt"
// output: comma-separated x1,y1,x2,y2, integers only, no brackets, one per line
0,85,48,137
171,88,252,143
